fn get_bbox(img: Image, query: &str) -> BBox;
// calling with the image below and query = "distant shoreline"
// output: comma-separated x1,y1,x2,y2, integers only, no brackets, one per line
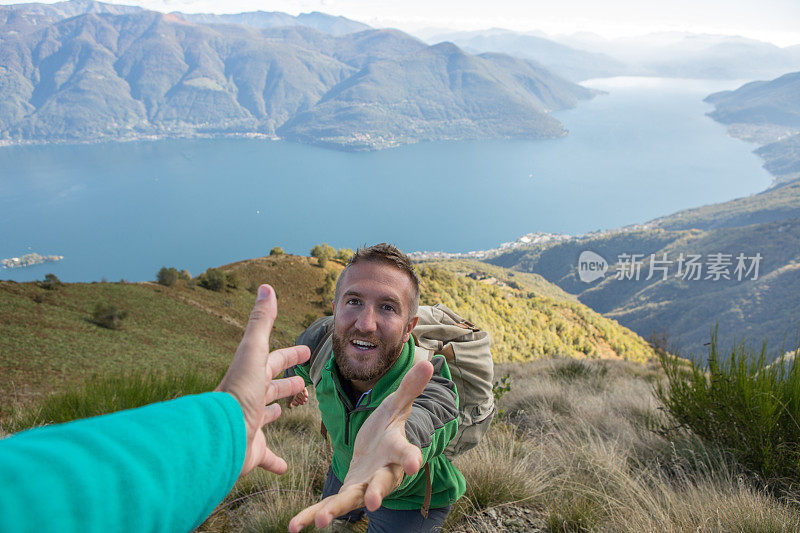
1,253,63,269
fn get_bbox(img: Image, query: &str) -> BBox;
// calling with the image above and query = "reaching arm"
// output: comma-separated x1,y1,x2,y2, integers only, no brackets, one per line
0,393,245,533
0,284,309,533
288,361,435,532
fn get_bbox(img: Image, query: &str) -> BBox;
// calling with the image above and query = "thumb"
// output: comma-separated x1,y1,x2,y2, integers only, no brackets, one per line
391,360,434,408
240,284,277,353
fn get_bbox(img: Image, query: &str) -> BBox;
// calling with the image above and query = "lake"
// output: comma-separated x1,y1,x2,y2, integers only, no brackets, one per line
0,77,772,282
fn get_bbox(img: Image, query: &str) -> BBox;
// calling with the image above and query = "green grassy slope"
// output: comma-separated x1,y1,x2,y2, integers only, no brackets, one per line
0,254,653,416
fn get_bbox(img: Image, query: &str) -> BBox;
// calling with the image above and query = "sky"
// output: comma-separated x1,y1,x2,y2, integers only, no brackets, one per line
3,0,800,46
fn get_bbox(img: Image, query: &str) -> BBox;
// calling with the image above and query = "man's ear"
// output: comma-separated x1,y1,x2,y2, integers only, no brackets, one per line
331,300,336,316
403,316,418,341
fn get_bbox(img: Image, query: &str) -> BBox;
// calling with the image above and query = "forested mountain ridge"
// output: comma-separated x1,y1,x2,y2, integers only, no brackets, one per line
0,1,594,149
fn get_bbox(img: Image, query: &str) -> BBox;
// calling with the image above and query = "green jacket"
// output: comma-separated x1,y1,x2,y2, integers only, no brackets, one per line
292,332,466,511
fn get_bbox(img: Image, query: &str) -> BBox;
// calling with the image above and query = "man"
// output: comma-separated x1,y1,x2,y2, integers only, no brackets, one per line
286,243,465,533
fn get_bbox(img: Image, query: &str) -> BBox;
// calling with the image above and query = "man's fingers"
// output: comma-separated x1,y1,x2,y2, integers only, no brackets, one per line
364,466,402,511
314,486,366,529
240,285,277,352
265,376,306,404
288,499,329,533
392,360,434,407
399,441,423,476
265,345,311,379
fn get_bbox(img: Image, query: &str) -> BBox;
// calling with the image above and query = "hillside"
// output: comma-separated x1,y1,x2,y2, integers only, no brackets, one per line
0,254,654,415
705,72,800,183
421,29,626,82
489,218,800,356
649,178,800,231
0,1,594,149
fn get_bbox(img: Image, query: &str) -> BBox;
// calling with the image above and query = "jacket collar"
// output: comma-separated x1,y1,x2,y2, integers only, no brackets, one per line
326,337,415,409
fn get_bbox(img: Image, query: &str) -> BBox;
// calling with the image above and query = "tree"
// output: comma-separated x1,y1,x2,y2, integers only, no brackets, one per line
39,273,62,290
157,267,179,287
199,268,227,292
270,247,285,256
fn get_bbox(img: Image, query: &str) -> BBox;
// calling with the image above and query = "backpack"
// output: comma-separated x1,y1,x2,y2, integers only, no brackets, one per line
296,303,495,459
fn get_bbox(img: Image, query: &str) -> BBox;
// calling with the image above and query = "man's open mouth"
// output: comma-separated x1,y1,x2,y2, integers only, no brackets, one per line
351,339,377,351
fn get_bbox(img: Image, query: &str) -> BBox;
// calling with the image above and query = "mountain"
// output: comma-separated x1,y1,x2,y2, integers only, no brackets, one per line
0,254,654,405
179,10,371,36
0,2,593,149
706,72,800,128
553,32,800,80
487,189,800,357
705,72,800,183
278,43,594,149
421,29,627,82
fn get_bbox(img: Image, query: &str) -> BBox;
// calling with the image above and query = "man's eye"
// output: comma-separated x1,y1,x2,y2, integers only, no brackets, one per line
347,298,360,305
382,304,395,312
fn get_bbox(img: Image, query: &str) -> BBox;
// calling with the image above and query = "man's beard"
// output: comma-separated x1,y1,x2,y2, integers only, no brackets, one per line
332,330,405,383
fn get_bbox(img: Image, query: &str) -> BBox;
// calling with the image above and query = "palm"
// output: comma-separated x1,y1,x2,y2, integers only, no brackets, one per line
288,361,434,532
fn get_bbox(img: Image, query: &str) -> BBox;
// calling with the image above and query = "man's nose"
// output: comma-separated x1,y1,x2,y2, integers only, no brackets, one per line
354,306,377,333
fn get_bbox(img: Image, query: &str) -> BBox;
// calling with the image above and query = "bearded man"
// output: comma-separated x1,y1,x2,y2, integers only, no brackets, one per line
285,243,465,532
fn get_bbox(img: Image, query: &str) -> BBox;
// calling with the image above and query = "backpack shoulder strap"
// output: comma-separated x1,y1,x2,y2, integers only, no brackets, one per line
294,316,335,387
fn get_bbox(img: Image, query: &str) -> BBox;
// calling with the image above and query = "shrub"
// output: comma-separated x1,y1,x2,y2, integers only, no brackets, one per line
157,267,179,286
226,271,240,290
178,270,191,281
92,303,128,330
270,247,285,256
335,248,354,263
321,271,337,304
198,268,227,292
656,332,800,485
39,273,62,290
310,243,336,267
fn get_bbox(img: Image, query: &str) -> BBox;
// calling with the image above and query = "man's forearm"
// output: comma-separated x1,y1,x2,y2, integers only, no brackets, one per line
404,355,459,464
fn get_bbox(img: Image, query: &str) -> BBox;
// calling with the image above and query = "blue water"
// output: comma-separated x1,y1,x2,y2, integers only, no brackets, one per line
0,77,772,282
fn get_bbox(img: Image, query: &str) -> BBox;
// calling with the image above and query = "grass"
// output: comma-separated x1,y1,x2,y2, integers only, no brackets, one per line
3,368,224,433
657,333,800,487
5,355,800,531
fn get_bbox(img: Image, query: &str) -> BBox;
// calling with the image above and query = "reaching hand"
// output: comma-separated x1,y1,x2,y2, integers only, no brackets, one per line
287,387,309,409
216,284,311,477
288,360,435,532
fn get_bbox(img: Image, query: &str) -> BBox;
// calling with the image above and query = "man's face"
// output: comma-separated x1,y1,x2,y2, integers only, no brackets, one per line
331,261,417,384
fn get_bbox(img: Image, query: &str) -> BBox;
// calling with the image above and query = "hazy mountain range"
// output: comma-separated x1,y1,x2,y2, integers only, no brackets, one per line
0,0,594,149
418,29,626,82
420,29,800,82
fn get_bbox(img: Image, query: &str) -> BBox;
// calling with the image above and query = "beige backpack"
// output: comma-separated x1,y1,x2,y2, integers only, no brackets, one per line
299,303,495,459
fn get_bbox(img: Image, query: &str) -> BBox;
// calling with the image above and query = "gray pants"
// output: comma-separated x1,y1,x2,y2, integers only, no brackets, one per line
322,466,451,532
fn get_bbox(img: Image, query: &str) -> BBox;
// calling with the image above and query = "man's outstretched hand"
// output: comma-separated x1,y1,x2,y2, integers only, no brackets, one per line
288,360,435,532
287,387,309,409
216,284,310,478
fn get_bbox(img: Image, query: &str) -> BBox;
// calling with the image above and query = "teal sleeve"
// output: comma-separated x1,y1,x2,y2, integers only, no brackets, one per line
0,392,246,533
